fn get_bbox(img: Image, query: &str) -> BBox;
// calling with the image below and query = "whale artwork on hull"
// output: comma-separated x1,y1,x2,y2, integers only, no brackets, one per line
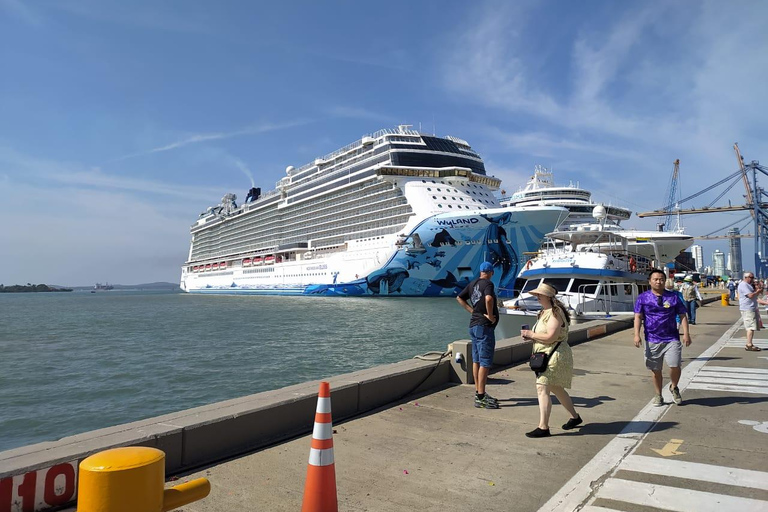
247,207,567,297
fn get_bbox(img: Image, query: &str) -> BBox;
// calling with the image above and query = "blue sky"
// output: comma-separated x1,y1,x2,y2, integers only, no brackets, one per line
1,0,766,286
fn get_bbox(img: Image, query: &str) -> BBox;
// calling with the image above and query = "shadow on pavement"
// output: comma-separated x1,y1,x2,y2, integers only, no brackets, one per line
487,377,516,386
680,396,768,407
496,395,616,409
560,420,678,436
686,356,739,361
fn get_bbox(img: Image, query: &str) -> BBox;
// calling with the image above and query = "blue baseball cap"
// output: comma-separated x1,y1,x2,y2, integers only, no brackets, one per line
479,261,494,273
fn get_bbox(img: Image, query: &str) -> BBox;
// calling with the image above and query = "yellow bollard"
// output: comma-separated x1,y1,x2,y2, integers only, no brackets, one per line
77,447,210,512
721,293,729,306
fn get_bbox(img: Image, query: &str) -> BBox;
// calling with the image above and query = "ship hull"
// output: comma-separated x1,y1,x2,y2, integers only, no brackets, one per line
181,206,566,297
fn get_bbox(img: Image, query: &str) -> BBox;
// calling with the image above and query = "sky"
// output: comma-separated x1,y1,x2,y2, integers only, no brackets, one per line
1,0,767,286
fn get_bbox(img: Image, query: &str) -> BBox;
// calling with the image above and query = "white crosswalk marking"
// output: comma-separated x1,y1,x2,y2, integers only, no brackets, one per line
597,478,767,512
538,319,762,512
724,338,768,349
689,366,768,395
621,455,768,490
588,455,768,511
700,366,768,375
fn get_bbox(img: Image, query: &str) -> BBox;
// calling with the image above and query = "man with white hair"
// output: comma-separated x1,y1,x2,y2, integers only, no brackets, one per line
739,272,763,351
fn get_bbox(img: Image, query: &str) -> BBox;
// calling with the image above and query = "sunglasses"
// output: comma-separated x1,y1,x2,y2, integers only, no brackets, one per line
657,295,664,307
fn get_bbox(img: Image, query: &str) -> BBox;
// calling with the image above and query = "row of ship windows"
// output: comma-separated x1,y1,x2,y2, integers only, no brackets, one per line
290,180,392,212
298,213,409,242
287,196,406,231
310,225,403,249
193,215,407,261
223,180,392,237
287,162,382,203
284,272,327,277
190,186,406,260
427,187,491,197
193,197,407,255
217,177,391,239
421,179,487,189
311,218,405,242
194,186,402,248
244,268,275,274
438,204,489,210
432,195,495,204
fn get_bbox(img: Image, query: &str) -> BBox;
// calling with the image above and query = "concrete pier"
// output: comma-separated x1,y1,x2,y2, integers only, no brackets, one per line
3,300,766,511
161,303,768,511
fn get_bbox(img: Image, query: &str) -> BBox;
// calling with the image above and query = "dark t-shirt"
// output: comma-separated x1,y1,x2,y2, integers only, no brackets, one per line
458,277,499,328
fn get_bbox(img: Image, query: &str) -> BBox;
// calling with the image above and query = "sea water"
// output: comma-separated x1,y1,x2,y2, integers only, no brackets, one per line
0,290,469,452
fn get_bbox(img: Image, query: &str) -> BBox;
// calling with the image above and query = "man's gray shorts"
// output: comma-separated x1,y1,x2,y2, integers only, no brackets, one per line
645,340,682,371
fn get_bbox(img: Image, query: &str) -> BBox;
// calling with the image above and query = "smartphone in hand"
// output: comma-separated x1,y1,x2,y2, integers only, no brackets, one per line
521,324,530,331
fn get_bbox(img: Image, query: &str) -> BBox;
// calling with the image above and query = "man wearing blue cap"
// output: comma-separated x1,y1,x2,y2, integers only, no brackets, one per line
457,261,500,409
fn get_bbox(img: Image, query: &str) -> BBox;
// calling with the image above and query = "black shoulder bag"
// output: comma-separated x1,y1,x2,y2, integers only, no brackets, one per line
529,341,562,374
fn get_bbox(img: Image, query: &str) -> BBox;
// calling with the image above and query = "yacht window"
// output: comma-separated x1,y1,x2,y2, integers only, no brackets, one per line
571,279,599,295
542,278,571,293
522,279,541,292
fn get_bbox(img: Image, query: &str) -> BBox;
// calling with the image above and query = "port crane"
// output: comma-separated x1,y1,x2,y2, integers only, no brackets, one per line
694,233,752,240
637,145,768,278
658,159,681,232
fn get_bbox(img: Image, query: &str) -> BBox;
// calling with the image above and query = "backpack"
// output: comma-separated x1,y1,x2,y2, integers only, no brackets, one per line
682,283,696,301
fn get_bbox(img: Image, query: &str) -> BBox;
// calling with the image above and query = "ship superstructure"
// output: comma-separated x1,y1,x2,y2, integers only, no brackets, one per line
500,166,693,263
501,165,632,227
181,126,568,296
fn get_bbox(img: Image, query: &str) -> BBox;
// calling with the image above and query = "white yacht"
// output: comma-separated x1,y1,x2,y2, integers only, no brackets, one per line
180,126,568,296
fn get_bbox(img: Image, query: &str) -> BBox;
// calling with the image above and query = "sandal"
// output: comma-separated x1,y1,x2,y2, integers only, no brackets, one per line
745,345,762,351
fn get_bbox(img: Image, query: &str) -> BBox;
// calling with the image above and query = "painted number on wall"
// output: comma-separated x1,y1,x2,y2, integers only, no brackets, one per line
0,463,77,512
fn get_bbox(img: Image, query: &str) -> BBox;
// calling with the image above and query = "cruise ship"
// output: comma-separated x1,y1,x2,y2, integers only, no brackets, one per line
180,126,568,296
500,166,693,263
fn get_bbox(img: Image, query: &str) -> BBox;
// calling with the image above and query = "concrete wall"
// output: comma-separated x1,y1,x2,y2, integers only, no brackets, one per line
0,317,636,511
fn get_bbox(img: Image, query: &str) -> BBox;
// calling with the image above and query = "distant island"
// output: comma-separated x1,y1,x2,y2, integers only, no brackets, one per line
0,284,73,293
70,282,181,291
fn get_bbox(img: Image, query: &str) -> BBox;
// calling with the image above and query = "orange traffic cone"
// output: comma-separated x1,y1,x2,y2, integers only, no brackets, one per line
301,381,338,512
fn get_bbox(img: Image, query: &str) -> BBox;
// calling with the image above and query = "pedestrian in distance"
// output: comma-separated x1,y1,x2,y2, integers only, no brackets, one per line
738,272,763,351
665,278,685,329
634,269,692,406
680,275,703,325
456,261,500,409
728,278,737,301
520,282,581,438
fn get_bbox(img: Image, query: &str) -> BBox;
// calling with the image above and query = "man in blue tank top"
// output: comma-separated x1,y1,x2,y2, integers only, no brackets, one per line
457,261,499,409
634,269,691,406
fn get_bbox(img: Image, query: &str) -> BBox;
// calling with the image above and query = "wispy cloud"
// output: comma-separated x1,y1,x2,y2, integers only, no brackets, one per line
0,146,223,203
110,119,314,162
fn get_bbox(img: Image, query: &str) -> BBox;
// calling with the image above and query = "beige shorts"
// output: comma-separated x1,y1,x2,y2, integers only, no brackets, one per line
741,309,757,331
